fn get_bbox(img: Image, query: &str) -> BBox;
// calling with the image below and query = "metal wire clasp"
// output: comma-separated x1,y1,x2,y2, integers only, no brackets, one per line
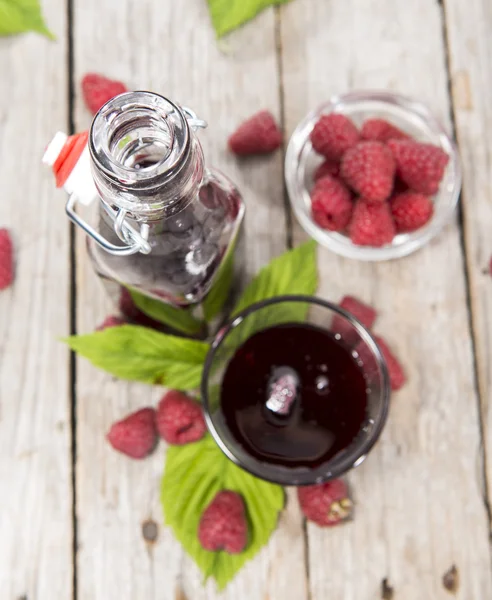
181,106,207,131
66,193,151,256
65,105,206,257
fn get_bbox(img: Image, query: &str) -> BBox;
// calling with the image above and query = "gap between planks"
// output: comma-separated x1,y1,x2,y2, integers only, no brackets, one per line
66,0,79,598
274,6,294,250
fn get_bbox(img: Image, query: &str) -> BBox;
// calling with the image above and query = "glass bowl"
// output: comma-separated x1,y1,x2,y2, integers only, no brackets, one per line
285,90,462,261
201,295,390,486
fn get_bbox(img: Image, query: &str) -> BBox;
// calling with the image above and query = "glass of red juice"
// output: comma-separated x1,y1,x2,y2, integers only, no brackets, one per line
201,295,390,485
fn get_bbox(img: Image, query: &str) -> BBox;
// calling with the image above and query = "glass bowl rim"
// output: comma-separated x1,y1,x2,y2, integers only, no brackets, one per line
200,294,391,485
285,89,463,262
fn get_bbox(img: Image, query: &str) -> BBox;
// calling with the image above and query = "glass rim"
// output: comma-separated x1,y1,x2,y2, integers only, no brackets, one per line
201,294,391,485
89,91,190,183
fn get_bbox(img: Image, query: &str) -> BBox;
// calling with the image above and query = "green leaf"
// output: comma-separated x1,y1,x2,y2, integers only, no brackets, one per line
0,0,55,38
161,435,284,590
202,249,235,322
232,240,318,316
129,288,205,336
64,325,209,389
207,0,292,37
217,241,318,352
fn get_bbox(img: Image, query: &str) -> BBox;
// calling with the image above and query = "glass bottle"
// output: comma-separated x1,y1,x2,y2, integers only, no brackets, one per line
44,91,244,335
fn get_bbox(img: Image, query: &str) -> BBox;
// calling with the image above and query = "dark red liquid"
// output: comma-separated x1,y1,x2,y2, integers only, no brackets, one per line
221,323,368,468
90,180,242,306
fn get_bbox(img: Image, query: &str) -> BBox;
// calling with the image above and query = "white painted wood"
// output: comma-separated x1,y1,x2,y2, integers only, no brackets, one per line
0,1,72,598
443,0,492,502
279,0,492,598
72,1,307,599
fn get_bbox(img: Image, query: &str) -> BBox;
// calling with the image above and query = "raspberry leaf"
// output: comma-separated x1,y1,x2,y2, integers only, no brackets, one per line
223,241,318,350
0,0,55,39
128,288,205,336
232,240,318,316
64,325,209,388
161,434,284,590
207,0,292,37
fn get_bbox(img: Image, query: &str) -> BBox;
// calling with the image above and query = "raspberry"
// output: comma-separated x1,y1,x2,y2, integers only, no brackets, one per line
106,408,158,459
357,335,406,391
349,200,396,247
374,336,406,390
360,118,409,142
313,158,340,181
156,390,206,445
119,287,140,320
81,73,127,115
298,479,352,527
228,111,282,155
388,139,449,195
311,175,353,232
310,114,359,160
198,490,248,553
332,296,377,341
341,141,395,203
391,191,433,232
96,315,126,331
119,288,171,331
0,229,14,291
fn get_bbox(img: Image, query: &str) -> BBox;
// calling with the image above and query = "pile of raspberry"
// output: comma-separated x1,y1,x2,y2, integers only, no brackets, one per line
309,114,450,247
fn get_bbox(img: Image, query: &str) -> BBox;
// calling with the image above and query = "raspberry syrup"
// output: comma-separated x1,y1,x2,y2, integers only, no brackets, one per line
220,323,368,468
89,179,242,306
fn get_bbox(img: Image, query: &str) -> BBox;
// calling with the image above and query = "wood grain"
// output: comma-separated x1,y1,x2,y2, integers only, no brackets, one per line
443,0,492,510
0,1,72,598
72,1,307,598
4,0,490,598
279,0,492,598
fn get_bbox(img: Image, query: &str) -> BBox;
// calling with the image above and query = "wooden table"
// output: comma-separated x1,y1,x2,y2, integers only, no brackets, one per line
2,0,492,598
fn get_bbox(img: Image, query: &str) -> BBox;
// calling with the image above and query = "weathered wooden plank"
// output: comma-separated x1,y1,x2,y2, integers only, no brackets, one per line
279,0,492,598
72,1,307,598
0,2,72,598
443,0,492,513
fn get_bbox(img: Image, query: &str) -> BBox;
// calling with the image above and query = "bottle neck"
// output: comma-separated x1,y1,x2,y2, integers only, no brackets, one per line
89,91,205,221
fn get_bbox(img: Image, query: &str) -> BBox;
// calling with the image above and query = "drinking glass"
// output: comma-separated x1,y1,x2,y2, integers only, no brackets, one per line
201,295,391,485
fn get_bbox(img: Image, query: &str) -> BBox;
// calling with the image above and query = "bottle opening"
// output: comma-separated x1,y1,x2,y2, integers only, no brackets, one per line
108,107,174,171
90,91,190,185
